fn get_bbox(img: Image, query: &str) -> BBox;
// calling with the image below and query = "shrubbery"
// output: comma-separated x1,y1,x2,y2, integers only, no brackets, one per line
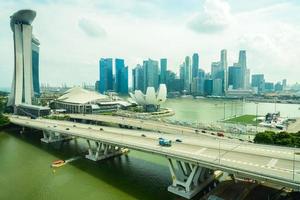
254,131,300,147
0,114,10,128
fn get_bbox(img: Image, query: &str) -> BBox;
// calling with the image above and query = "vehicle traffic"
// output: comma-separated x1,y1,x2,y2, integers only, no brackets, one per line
158,138,172,147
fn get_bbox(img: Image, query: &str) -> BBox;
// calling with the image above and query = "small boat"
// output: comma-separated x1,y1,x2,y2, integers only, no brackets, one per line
51,160,65,168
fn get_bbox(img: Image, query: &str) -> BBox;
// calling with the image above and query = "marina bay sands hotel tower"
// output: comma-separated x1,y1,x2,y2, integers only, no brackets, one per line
8,9,40,107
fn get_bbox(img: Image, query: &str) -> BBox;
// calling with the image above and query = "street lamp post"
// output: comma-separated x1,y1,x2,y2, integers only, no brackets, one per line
255,102,258,133
223,102,226,120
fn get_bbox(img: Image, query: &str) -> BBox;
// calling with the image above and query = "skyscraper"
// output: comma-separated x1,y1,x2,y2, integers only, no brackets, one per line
251,74,265,93
228,65,243,89
143,59,159,92
184,56,192,93
192,53,199,79
160,58,167,84
8,9,37,107
99,58,113,93
220,49,228,92
115,58,128,94
238,50,249,89
132,64,144,91
32,36,40,96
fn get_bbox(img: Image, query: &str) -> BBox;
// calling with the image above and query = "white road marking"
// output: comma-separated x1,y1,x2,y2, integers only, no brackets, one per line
267,159,278,168
196,148,207,154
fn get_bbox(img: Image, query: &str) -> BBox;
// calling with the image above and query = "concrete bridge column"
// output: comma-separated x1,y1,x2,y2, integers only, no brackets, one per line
40,130,72,143
85,140,126,161
167,158,217,199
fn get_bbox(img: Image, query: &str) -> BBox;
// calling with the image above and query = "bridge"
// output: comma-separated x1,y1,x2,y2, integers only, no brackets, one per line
8,115,300,199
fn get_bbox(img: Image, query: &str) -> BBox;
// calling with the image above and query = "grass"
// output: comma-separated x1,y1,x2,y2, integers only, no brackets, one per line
225,114,258,125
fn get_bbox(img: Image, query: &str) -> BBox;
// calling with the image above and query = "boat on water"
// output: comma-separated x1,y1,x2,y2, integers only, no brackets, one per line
51,160,65,168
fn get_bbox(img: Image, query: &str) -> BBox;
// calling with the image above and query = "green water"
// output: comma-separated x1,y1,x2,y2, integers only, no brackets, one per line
1,98,300,200
0,128,177,200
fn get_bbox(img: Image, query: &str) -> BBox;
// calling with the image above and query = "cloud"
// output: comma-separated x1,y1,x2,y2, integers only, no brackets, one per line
187,0,233,33
78,17,106,38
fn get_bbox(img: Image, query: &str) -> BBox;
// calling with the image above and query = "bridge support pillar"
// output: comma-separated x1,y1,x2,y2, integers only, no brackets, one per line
167,158,217,199
85,140,126,161
41,131,72,143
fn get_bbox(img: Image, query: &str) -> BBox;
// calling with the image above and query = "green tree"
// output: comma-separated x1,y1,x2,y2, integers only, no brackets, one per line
273,132,293,146
254,131,274,144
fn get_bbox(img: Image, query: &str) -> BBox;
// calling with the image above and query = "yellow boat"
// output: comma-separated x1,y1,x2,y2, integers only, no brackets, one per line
51,160,65,168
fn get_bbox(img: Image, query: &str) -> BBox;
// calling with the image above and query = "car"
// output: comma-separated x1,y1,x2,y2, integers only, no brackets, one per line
159,138,172,147
175,139,182,143
217,132,224,137
157,131,161,133
53,125,57,128
141,134,146,137
99,128,103,131
66,128,70,130
73,125,76,127
211,133,215,136
201,130,206,133
228,136,233,139
239,139,244,142
158,137,163,140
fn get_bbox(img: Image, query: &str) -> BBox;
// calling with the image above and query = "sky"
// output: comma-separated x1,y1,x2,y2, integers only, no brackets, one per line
0,0,300,88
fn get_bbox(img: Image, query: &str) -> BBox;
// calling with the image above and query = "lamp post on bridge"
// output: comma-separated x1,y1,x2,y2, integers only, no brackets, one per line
255,102,258,134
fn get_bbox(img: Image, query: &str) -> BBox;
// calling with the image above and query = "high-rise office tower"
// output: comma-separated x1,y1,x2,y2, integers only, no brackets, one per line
184,56,192,93
212,79,223,96
238,50,249,89
132,64,144,91
160,58,167,84
99,58,113,93
192,53,199,79
115,58,128,94
228,66,242,89
32,36,40,96
8,9,37,107
220,49,228,92
211,62,220,80
251,74,265,93
282,79,287,90
143,59,159,92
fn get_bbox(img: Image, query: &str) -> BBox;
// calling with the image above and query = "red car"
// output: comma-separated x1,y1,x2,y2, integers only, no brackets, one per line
217,132,224,137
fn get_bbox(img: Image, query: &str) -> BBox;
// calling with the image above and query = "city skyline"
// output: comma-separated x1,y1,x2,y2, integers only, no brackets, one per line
1,0,300,88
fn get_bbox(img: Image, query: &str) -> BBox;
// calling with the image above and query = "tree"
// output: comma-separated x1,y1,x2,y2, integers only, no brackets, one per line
254,131,274,144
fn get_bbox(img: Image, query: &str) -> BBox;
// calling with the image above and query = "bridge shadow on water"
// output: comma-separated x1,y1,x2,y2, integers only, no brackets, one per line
4,126,201,200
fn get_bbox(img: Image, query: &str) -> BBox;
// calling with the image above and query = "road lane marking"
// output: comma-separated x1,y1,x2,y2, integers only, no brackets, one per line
267,159,278,168
196,148,207,154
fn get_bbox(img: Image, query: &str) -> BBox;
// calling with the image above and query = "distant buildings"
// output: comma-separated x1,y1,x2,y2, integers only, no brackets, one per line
143,59,159,91
98,58,128,94
160,58,167,84
97,49,286,98
115,58,128,94
251,74,265,93
99,58,113,93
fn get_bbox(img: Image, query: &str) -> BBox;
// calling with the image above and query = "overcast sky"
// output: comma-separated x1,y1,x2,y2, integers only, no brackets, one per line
0,0,299,88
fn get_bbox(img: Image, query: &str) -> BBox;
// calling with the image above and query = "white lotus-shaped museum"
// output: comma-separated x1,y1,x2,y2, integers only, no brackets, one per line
129,84,167,106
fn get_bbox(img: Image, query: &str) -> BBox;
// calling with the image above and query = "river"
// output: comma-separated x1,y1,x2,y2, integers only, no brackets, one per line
1,98,300,200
